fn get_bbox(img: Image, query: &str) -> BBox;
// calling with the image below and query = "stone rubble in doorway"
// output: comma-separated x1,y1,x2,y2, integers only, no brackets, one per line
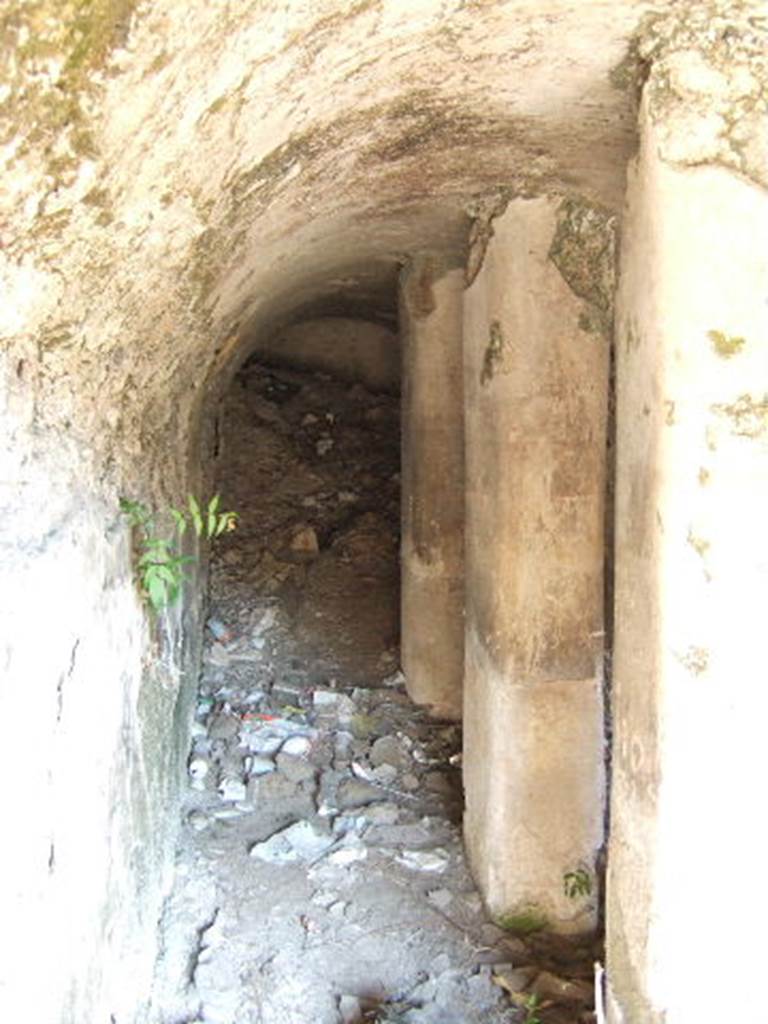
153,672,599,1024
150,363,599,1024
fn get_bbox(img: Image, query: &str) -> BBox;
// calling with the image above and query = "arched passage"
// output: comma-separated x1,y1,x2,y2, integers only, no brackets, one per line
5,3,765,1023
2,0,637,1013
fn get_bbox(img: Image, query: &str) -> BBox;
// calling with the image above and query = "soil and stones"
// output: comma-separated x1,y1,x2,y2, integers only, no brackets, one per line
151,359,599,1024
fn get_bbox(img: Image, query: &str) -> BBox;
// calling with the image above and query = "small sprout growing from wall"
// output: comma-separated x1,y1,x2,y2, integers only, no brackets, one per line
563,867,592,900
522,994,543,1024
120,495,237,612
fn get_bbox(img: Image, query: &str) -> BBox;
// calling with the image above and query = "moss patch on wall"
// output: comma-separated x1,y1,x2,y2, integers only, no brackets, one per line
480,319,505,386
712,393,768,439
0,0,136,184
549,197,617,341
708,329,746,359
635,2,768,188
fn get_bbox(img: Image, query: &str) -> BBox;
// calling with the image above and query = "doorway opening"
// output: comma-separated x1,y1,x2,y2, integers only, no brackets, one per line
152,310,601,1024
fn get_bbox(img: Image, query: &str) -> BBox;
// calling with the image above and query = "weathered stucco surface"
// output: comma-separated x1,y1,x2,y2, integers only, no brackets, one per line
400,257,465,720
462,197,610,933
608,71,768,1024
1,1,647,1012
4,0,764,1021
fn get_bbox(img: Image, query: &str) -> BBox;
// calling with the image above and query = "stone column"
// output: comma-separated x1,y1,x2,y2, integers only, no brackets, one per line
399,256,465,720
607,57,768,1024
463,197,609,933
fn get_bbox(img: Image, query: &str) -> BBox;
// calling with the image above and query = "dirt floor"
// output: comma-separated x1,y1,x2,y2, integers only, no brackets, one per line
150,362,600,1024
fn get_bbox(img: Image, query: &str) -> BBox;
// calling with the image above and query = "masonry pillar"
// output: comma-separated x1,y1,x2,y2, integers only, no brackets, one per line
607,64,768,1024
399,256,465,720
463,198,608,932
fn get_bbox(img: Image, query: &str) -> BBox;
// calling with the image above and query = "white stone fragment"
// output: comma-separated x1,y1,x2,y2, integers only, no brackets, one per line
188,757,210,790
281,735,312,757
187,811,210,832
218,777,247,802
313,689,340,708
428,888,454,911
326,845,367,866
396,848,449,872
339,994,362,1023
249,821,335,864
248,755,275,777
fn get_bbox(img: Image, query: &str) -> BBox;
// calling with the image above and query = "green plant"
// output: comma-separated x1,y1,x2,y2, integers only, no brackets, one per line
120,494,237,612
563,866,592,900
494,908,548,935
522,994,542,1024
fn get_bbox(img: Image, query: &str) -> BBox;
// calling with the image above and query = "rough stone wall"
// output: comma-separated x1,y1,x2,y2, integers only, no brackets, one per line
0,1,651,1019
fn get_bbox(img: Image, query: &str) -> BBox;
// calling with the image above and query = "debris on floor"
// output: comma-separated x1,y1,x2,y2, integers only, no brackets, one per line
151,363,599,1024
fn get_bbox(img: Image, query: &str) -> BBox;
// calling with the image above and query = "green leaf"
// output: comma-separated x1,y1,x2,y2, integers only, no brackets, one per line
188,494,203,536
169,507,187,536
208,494,221,515
119,497,150,528
142,537,170,551
147,573,168,612
153,564,181,586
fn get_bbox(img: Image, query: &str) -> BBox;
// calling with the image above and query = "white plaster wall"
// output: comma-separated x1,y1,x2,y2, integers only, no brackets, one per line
608,102,768,1023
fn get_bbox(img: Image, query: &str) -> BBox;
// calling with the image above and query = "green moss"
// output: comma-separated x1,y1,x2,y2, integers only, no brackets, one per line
687,530,710,558
708,329,746,359
480,319,505,386
549,198,617,341
494,908,548,935
625,322,641,353
1,0,137,220
577,311,595,333
82,185,110,207
66,2,125,64
203,92,231,120
678,646,709,676
146,50,170,75
38,318,77,350
712,393,768,439
30,208,73,240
